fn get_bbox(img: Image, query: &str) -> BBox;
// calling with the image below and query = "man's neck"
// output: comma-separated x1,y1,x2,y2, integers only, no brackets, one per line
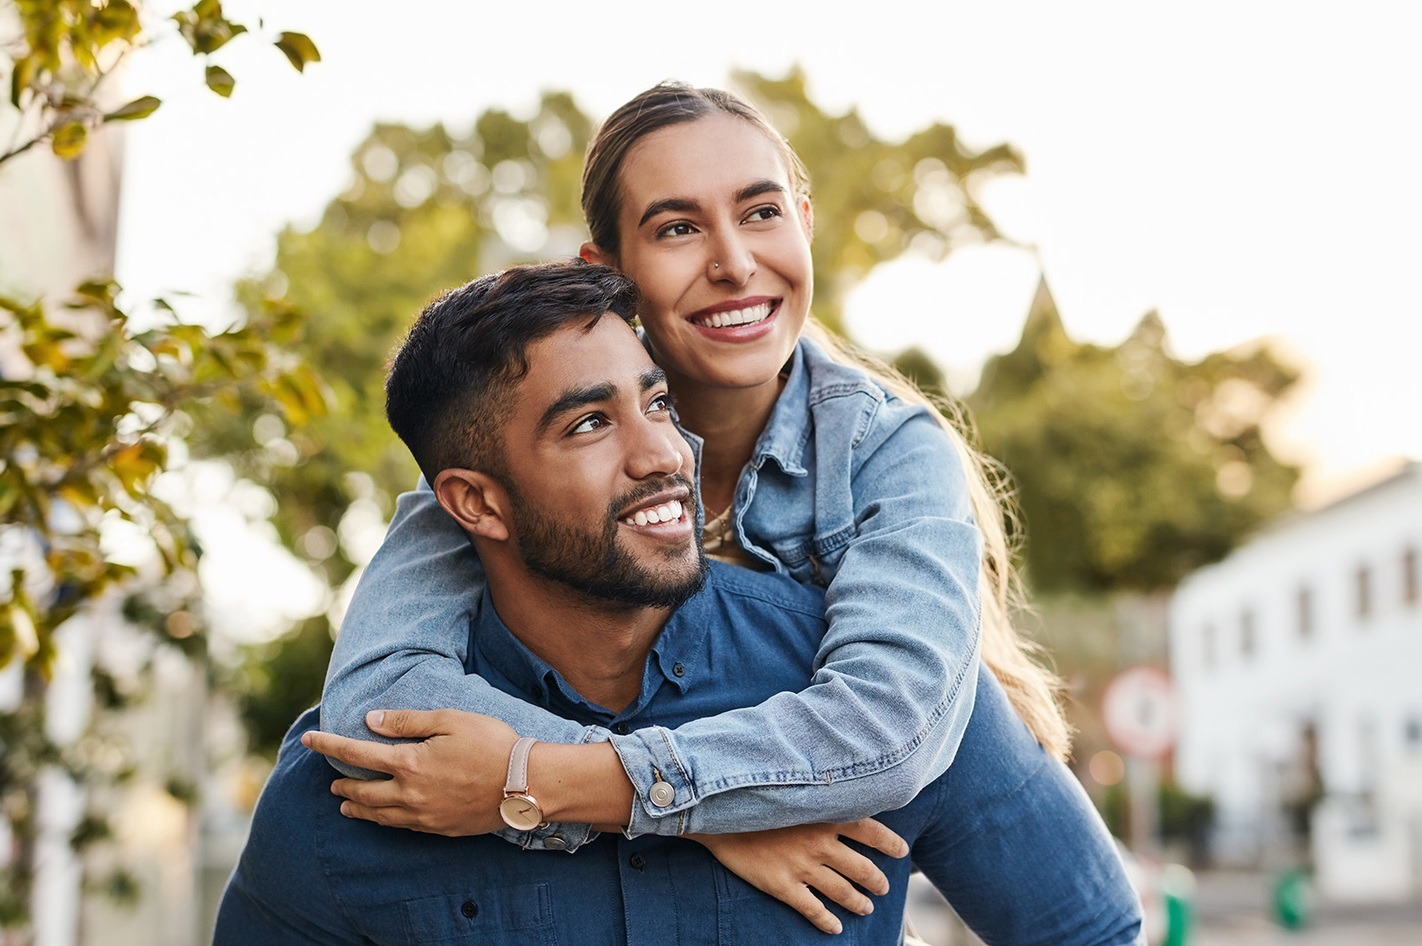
482,561,670,713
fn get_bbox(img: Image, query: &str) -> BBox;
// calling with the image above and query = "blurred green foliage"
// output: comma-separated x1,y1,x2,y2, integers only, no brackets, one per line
1,0,320,930
966,280,1300,593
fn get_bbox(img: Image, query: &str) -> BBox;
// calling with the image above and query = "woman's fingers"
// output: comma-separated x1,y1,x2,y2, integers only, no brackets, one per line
838,817,909,858
301,731,402,774
780,885,844,936
821,842,889,897
808,867,875,916
329,776,402,807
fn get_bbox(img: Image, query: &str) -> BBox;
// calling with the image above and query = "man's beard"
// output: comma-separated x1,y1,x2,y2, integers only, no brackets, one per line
506,474,708,610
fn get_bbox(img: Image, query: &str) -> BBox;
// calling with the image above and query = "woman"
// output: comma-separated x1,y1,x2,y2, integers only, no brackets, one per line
311,82,1139,943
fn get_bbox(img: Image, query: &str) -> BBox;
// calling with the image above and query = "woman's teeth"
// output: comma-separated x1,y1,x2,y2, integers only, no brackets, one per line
694,302,772,329
625,499,683,527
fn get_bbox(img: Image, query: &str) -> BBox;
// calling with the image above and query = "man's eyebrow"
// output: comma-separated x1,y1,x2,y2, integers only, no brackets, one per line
639,366,667,391
537,382,616,433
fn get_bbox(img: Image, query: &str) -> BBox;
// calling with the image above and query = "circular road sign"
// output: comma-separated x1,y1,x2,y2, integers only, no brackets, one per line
1101,665,1176,760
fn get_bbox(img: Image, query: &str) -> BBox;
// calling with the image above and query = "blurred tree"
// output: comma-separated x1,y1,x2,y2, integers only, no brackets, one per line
212,69,1025,744
1,0,321,933
967,277,1301,594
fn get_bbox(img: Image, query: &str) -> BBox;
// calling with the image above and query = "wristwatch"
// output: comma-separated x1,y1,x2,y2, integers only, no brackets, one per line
499,736,548,831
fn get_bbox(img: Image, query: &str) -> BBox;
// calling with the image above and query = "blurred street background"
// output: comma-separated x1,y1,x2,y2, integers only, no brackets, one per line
3,2,1419,944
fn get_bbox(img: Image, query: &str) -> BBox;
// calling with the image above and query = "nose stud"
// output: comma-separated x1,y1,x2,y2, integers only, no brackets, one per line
712,262,719,269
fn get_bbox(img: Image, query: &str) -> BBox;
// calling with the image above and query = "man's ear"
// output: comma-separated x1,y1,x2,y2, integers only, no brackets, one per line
580,241,614,267
433,468,510,541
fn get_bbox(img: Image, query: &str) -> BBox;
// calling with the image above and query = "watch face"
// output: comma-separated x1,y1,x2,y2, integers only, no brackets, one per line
499,794,545,831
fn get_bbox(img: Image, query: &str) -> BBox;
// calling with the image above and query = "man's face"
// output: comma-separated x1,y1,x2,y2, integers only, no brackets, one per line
497,315,706,609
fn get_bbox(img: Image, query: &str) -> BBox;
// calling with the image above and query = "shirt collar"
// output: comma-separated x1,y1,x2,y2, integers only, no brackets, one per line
469,580,715,725
748,341,811,477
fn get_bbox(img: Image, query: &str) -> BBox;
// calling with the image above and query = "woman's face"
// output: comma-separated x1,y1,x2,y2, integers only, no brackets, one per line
594,113,814,396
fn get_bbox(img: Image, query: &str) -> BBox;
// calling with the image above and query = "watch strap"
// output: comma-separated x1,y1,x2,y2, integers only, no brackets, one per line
504,736,537,796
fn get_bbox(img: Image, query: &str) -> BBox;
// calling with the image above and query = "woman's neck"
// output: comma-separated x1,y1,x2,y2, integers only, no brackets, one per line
670,373,784,518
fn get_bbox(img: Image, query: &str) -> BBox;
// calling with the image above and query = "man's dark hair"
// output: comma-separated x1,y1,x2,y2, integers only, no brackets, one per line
385,261,638,482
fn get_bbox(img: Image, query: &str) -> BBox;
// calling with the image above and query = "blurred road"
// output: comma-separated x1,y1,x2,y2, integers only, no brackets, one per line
905,869,1422,945
1192,870,1422,946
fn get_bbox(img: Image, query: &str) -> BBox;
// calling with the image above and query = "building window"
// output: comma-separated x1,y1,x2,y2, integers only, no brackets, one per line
1240,608,1256,658
1356,564,1372,621
1296,585,1313,639
1404,546,1418,607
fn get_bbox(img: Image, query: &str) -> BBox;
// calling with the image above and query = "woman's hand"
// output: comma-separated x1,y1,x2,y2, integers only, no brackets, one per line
689,819,909,935
301,708,519,836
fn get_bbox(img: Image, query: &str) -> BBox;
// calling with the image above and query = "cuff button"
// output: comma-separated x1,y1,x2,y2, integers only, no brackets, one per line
648,781,675,807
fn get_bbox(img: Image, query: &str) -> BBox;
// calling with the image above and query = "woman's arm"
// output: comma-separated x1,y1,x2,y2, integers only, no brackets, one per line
324,408,980,839
608,404,982,835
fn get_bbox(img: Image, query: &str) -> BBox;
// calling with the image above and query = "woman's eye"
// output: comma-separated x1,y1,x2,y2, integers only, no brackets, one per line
655,221,696,239
745,205,782,223
571,415,607,434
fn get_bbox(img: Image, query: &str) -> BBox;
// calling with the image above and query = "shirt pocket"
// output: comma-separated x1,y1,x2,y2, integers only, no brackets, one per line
395,883,558,945
712,864,860,945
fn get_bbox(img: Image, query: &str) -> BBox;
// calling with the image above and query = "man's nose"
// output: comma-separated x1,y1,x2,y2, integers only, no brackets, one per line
627,420,686,480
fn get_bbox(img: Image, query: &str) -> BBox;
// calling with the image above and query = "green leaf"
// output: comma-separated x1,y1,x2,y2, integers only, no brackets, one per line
105,95,162,122
51,122,88,160
205,65,235,98
274,32,321,72
10,53,37,108
93,0,141,44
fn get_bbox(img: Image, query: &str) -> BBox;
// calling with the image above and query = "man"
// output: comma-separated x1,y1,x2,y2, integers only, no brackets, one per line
215,262,1141,945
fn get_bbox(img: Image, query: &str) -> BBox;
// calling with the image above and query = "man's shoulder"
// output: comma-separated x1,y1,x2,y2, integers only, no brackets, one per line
698,562,826,621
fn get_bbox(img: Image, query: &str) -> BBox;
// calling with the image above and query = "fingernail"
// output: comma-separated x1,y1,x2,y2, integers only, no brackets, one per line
340,802,350,817
828,919,842,934
368,710,384,728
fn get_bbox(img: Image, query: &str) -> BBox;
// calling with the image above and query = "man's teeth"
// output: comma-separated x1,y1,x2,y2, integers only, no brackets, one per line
695,302,772,328
625,499,684,527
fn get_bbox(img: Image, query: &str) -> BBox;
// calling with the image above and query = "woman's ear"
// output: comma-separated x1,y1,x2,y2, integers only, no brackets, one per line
433,468,510,541
580,241,614,267
797,195,814,242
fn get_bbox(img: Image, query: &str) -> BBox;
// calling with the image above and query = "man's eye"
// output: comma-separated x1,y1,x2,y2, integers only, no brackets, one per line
571,415,607,434
648,394,671,414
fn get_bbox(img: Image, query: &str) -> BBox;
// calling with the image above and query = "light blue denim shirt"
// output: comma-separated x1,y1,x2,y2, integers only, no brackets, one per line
321,336,983,850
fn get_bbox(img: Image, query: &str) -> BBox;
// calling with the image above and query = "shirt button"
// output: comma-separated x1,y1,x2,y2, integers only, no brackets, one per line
613,721,631,735
648,781,675,808
629,853,647,870
544,833,567,851
672,662,686,677
460,900,478,918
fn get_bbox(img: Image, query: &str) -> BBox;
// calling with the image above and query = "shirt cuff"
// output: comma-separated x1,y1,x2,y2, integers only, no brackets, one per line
609,725,696,836
501,821,594,852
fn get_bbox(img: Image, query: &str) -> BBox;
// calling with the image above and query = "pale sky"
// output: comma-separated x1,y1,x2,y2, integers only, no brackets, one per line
116,0,1421,512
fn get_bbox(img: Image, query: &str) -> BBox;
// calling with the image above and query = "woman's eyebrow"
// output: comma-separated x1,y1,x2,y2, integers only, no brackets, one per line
636,180,785,229
638,198,698,228
735,180,785,203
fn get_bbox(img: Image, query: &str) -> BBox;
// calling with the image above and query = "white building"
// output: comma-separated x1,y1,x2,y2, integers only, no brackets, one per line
1168,460,1422,901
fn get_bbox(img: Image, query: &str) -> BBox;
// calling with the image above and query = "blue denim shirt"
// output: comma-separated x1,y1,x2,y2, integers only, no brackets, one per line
220,565,1143,945
322,336,982,851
